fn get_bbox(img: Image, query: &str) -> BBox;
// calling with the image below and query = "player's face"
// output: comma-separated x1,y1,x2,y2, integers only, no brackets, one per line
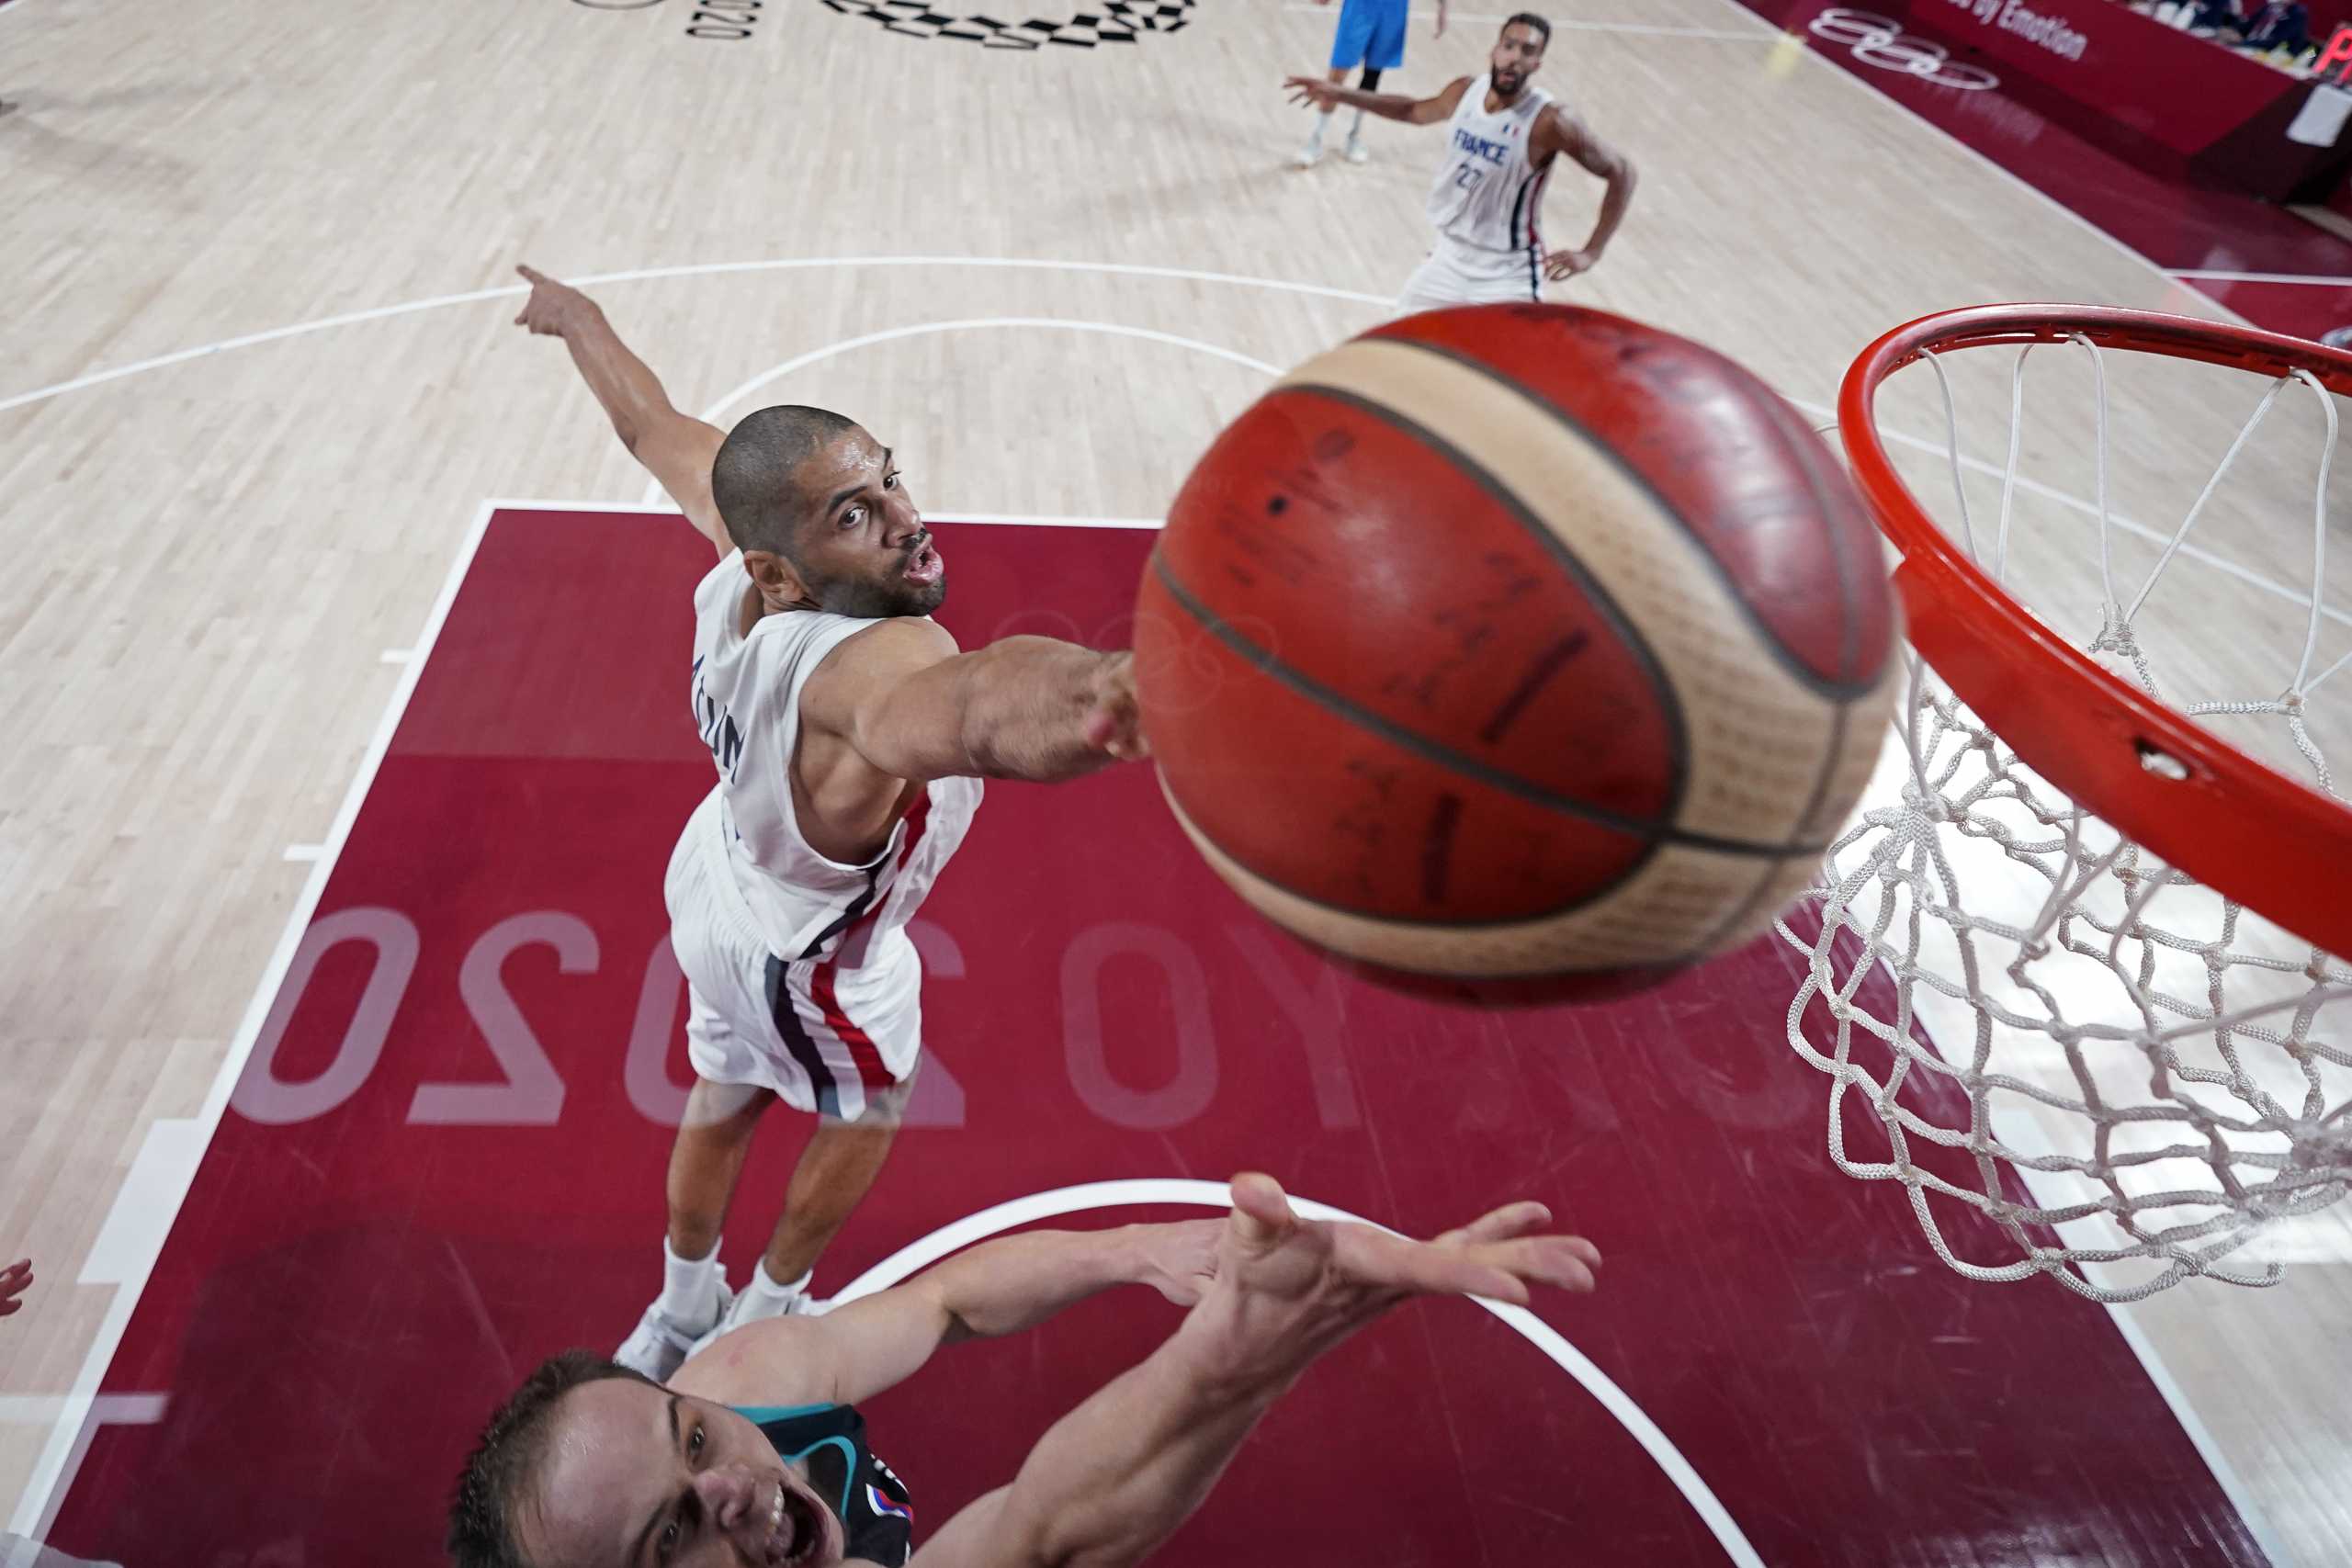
520,1379,848,1568
786,429,946,619
1490,24,1546,95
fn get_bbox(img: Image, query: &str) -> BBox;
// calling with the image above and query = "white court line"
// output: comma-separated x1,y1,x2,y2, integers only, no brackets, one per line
1709,0,2264,332
77,1121,206,1288
0,259,1387,417
630,278,2346,626
9,501,503,1540
654,316,1283,507
1840,807,2302,1568
935,512,1160,529
2,504,1168,1537
1795,393,2352,633
11,241,2302,625
0,1398,164,1427
1278,4,1772,39
0,1392,165,1537
2168,269,2352,287
0,191,2306,1542
828,1179,1764,1568
481,496,695,514
697,318,1280,424
1707,6,2297,1561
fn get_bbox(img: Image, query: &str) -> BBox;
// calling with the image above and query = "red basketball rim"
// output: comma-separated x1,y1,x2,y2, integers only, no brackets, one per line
1840,303,2352,957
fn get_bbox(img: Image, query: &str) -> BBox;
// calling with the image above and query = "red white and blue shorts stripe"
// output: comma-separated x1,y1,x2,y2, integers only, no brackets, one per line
667,795,929,1124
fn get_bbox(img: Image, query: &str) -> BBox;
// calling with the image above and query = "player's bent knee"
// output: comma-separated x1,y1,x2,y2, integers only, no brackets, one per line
683,1076,775,1132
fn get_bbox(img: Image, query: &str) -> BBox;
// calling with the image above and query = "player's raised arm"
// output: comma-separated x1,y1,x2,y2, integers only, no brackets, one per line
903,1175,1600,1568
1538,111,1638,280
799,619,1147,785
1284,72,1470,126
513,265,731,558
668,1219,1220,1410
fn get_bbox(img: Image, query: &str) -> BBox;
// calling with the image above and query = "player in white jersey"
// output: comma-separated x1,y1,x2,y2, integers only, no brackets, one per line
512,266,1148,1380
1285,13,1637,313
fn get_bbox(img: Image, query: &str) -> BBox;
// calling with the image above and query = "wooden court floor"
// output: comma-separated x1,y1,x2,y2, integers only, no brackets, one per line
3,0,2346,1560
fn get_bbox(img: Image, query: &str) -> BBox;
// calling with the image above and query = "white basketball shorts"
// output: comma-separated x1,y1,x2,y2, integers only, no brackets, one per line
1396,236,1545,316
664,790,924,1124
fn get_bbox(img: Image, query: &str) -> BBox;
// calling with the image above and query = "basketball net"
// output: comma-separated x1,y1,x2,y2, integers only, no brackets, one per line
1784,314,2352,1303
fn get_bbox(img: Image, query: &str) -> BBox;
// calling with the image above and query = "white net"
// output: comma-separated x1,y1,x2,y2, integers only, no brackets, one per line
1781,329,2352,1303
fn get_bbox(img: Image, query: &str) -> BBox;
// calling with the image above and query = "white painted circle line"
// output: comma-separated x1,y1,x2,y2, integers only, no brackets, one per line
641,317,1283,507
698,317,1281,423
0,257,1387,417
828,1178,1764,1568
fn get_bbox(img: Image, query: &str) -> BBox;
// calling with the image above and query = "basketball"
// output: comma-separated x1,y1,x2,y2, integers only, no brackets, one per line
1134,304,1898,991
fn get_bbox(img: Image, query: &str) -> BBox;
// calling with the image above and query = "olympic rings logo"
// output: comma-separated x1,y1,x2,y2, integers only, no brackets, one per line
1807,8,2002,90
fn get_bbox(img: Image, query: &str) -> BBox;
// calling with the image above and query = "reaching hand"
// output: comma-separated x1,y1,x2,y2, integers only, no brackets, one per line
0,1258,29,1319
1180,1174,1599,1383
512,264,603,338
1132,1220,1226,1307
1544,247,1600,281
1082,652,1149,762
1434,0,1448,38
1284,75,1341,110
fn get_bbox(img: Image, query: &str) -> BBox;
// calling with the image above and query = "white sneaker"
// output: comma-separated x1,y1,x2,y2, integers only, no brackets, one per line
684,1272,814,1359
1342,137,1367,164
615,1279,732,1382
1294,141,1322,169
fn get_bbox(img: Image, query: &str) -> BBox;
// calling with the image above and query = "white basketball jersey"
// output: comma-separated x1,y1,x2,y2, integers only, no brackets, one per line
686,551,981,971
1425,74,1555,254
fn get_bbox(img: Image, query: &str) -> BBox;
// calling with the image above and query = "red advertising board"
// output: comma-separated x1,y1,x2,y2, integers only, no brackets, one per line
1883,0,2305,155
1744,1,2347,199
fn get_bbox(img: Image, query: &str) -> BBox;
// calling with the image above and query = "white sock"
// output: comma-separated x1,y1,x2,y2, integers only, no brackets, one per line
1348,108,1365,139
1306,115,1328,150
658,1236,722,1327
746,1259,813,1314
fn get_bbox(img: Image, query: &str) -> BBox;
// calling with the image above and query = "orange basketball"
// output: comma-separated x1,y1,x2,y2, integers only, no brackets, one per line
1134,305,1898,994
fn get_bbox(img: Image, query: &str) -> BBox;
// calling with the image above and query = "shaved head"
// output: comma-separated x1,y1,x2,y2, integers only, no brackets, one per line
710,404,861,560
710,404,944,620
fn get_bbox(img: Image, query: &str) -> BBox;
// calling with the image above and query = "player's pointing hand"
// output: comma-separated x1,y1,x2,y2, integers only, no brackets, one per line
513,265,602,337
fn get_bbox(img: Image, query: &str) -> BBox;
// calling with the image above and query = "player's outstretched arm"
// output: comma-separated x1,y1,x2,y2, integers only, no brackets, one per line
669,1220,1220,1409
1538,113,1639,281
801,619,1148,784
512,265,731,558
904,1175,1600,1568
1283,73,1470,125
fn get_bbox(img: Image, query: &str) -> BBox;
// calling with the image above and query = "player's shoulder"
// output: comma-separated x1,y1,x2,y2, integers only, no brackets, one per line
694,548,750,611
804,615,962,697
1532,97,1578,146
833,615,960,662
670,1316,840,1405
